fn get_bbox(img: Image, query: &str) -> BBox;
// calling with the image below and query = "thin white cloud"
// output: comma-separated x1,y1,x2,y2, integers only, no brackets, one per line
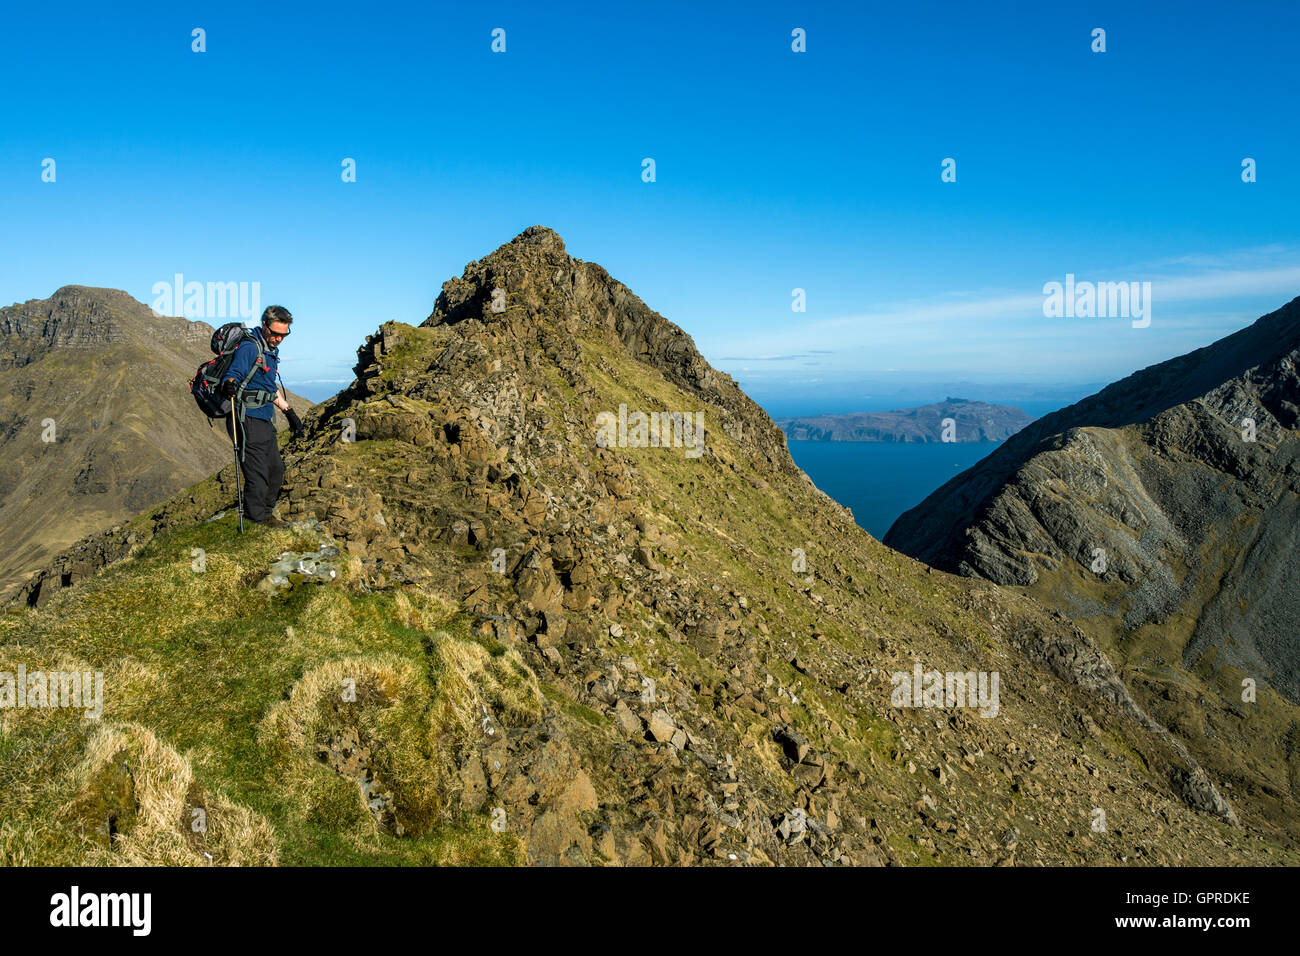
705,249,1300,383
819,264,1300,331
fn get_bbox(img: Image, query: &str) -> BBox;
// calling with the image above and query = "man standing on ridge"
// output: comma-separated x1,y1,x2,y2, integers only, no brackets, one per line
220,305,303,527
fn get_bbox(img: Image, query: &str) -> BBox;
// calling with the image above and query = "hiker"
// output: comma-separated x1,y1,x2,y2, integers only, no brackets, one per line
219,305,303,527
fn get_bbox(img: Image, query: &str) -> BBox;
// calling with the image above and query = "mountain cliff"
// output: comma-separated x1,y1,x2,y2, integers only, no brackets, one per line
0,286,314,603
886,296,1300,845
778,399,1033,443
2,229,1289,866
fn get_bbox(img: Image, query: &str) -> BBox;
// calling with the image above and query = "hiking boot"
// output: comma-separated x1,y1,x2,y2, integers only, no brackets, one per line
260,516,289,528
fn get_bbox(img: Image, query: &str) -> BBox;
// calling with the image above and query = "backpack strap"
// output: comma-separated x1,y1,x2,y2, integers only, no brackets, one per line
236,331,266,391
233,331,270,434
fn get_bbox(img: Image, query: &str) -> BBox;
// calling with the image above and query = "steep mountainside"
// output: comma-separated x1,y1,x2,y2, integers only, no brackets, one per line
3,229,1291,866
886,296,1300,845
0,286,314,602
778,399,1032,443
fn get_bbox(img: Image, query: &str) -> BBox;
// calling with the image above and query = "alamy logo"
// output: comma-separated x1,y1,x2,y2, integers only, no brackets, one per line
1042,274,1151,328
151,273,261,320
50,886,151,936
1,666,103,719
595,403,705,458
891,663,999,718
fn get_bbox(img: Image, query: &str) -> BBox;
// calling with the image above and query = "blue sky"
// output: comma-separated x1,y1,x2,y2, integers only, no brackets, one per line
2,0,1296,413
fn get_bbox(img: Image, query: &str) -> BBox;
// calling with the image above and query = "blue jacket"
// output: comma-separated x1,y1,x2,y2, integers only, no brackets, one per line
224,328,280,422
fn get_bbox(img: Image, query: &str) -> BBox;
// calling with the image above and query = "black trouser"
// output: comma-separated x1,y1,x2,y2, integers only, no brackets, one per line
227,414,283,522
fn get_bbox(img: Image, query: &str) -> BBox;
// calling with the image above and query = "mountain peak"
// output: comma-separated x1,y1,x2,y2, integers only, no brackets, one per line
506,224,568,254
2,285,215,362
48,284,136,303
2,285,137,354
420,227,737,414
425,226,573,330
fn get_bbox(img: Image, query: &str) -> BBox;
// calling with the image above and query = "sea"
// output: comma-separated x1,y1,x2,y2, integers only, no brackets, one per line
786,439,1002,539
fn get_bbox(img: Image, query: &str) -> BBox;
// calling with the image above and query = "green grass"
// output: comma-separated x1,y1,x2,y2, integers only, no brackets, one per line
0,512,532,866
540,681,610,730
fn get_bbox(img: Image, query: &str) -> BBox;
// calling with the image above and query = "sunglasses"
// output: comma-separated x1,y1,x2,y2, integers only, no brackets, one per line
264,326,290,338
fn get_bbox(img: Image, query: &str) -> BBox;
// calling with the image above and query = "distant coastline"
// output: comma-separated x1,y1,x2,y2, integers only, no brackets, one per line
777,397,1033,443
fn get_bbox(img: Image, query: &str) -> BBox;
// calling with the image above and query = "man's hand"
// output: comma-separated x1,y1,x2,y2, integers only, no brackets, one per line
219,378,238,398
285,407,304,437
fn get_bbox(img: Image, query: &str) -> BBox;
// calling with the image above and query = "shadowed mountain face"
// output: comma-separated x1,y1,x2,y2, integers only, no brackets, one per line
777,399,1033,443
4,229,1291,866
0,286,314,603
886,296,1300,844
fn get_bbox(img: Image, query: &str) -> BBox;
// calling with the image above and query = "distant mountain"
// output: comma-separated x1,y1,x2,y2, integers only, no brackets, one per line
0,286,313,602
777,399,1033,443
4,228,1280,867
886,295,1300,846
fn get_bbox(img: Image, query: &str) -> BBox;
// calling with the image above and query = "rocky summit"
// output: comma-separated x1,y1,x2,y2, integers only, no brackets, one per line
2,228,1293,866
886,296,1300,848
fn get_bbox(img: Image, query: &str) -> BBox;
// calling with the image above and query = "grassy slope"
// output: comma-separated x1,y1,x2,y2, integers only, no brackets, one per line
0,516,525,865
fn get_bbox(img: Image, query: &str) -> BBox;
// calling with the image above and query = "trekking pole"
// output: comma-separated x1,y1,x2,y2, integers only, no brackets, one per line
229,406,244,534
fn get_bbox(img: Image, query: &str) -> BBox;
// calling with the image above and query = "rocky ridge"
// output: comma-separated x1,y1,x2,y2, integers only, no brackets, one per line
886,296,1300,846
7,229,1290,865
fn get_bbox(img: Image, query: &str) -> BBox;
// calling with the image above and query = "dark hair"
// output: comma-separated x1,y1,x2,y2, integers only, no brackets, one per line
261,305,293,328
